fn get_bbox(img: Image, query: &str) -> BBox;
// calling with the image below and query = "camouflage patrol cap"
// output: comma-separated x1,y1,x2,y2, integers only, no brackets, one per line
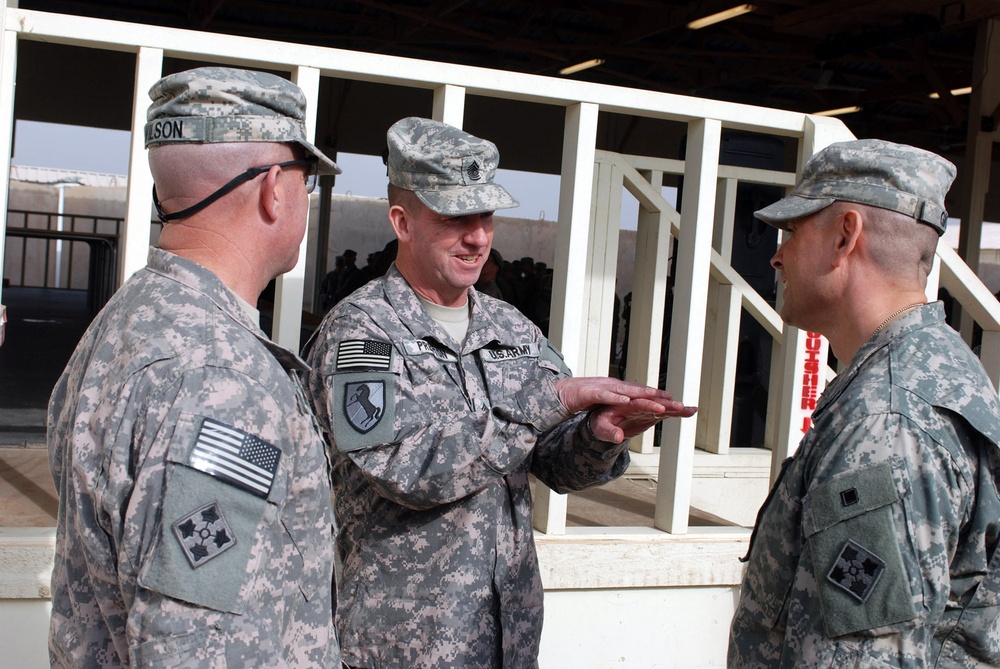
387,117,519,216
145,66,340,175
754,139,955,235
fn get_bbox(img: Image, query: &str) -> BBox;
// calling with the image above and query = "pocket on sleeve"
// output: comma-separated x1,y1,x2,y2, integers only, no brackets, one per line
137,413,275,614
803,460,919,637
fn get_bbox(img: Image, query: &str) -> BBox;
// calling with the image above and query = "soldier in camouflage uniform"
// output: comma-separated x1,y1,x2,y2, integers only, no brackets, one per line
728,139,1000,667
305,117,697,668
47,67,343,667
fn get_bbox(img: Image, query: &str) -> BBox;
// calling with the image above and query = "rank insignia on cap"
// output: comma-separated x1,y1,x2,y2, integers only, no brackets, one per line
189,418,281,499
173,501,236,568
827,539,885,602
345,381,386,434
466,159,482,181
336,339,392,371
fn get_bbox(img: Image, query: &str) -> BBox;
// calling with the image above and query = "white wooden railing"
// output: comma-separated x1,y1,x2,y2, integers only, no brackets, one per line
3,5,999,542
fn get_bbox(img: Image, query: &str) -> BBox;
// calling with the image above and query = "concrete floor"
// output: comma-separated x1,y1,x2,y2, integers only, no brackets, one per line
2,444,714,530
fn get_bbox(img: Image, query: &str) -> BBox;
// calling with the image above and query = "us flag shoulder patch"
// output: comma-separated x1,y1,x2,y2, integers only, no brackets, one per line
189,418,281,499
337,339,392,371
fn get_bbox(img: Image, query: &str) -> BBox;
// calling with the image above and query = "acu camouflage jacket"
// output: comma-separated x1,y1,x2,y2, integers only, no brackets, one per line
729,303,1000,668
48,248,339,668
307,264,630,669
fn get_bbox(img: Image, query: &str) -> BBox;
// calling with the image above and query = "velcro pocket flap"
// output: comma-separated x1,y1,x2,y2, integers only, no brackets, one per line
803,461,918,637
803,461,900,535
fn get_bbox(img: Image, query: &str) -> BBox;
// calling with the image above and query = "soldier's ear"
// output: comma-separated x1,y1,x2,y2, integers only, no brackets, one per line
388,204,411,241
259,164,282,223
831,208,863,267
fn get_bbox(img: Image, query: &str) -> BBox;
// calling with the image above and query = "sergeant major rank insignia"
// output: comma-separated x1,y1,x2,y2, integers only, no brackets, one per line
345,381,386,433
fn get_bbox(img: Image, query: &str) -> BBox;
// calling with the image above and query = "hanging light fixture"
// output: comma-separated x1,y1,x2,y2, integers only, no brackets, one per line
929,86,973,99
814,105,863,117
687,4,756,30
559,58,606,76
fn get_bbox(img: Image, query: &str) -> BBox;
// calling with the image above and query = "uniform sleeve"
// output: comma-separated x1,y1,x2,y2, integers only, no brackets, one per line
116,364,333,667
530,409,631,494
519,340,631,493
308,308,576,511
800,412,974,641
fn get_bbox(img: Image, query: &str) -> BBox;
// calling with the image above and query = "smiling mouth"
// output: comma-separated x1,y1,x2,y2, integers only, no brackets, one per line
457,255,480,265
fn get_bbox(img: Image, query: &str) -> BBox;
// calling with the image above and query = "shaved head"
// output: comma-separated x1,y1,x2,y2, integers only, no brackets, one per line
149,141,296,207
849,202,939,286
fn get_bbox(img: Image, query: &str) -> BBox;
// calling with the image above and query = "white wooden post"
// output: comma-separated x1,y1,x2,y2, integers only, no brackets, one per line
584,158,622,376
654,118,720,534
0,4,16,305
120,47,162,284
764,116,845,482
698,177,740,454
534,101,598,535
957,18,1000,345
625,168,672,455
432,84,466,129
270,66,320,352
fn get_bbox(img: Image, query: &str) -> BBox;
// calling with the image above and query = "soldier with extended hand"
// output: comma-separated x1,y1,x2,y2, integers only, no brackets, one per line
305,116,697,669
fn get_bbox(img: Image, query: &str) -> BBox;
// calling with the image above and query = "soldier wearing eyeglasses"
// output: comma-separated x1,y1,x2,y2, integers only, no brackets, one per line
47,67,342,668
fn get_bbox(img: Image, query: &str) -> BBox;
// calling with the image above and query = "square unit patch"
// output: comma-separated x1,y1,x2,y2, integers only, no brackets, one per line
827,539,886,602
172,501,237,568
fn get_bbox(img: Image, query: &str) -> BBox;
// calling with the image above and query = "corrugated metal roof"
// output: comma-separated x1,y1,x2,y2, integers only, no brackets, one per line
9,165,128,188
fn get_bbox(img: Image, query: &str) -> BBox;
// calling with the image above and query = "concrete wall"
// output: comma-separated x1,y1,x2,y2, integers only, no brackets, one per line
6,181,640,314
5,182,126,290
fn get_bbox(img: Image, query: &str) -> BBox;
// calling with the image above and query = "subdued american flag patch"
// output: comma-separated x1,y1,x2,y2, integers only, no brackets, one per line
336,339,392,371
188,418,281,499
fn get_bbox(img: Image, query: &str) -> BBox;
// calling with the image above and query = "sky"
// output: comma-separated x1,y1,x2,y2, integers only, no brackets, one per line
11,119,655,226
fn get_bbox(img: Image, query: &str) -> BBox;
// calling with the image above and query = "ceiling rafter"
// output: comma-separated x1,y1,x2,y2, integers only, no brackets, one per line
16,0,987,152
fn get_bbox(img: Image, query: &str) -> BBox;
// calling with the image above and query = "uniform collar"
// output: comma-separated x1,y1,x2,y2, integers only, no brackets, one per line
382,263,523,353
146,247,309,372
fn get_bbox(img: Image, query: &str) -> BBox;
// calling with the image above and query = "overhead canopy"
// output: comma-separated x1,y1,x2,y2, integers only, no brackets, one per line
9,0,1000,220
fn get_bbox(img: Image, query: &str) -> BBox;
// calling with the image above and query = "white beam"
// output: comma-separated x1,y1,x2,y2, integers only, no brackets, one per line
432,84,466,128
584,159,622,376
764,116,848,482
7,7,829,138
957,18,1000,344
120,47,162,284
624,168,672,455
533,101,598,535
548,102,599,373
271,66,320,352
0,11,15,305
654,118,720,534
698,282,739,454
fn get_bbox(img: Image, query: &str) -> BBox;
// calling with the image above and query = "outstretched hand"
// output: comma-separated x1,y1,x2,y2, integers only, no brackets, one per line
589,399,697,443
554,377,697,443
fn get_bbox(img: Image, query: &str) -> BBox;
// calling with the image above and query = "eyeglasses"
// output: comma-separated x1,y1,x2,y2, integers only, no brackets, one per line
154,157,320,223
